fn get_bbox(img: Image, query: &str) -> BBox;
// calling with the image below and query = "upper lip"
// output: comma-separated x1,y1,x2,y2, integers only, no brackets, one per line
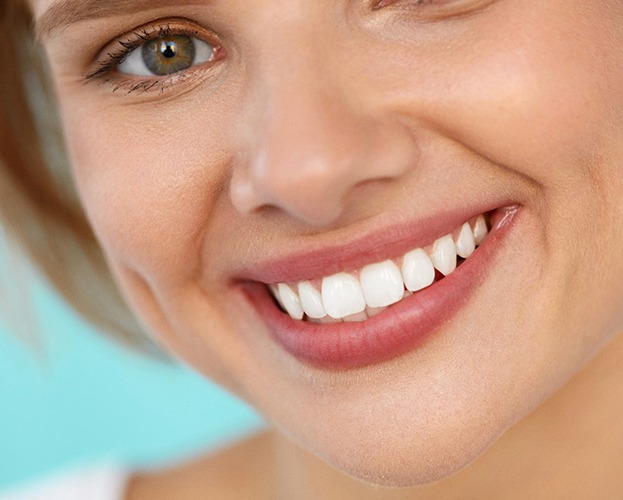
232,200,511,285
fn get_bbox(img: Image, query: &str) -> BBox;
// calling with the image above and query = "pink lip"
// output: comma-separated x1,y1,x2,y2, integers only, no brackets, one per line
237,203,510,284
240,206,520,370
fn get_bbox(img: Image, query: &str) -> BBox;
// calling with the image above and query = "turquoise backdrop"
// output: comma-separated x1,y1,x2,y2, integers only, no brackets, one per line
0,250,263,490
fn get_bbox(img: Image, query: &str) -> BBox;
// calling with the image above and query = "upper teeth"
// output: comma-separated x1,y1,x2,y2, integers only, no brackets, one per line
269,215,489,322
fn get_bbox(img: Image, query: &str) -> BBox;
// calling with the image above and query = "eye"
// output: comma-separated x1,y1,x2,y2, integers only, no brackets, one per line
118,34,217,77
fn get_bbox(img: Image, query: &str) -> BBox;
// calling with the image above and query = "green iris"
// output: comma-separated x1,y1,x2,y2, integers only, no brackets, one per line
141,35,196,76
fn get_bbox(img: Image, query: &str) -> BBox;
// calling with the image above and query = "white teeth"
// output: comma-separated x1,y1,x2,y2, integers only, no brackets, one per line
455,222,476,259
269,214,490,322
430,235,457,276
401,248,435,292
270,284,287,311
297,281,327,319
360,260,405,308
473,214,488,245
322,272,367,319
277,283,305,320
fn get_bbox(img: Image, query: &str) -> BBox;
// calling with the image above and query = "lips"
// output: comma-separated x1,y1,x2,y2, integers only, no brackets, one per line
240,206,519,370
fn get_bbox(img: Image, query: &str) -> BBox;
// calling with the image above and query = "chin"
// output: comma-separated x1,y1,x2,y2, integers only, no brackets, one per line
313,421,501,487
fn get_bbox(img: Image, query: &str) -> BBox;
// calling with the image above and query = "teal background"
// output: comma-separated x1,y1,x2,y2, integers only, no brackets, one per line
0,250,263,490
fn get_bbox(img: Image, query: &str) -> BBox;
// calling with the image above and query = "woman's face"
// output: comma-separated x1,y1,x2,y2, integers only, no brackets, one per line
34,0,623,485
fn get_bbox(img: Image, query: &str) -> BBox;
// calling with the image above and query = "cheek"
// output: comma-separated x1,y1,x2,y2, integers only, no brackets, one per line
462,28,623,182
382,2,623,187
58,97,232,283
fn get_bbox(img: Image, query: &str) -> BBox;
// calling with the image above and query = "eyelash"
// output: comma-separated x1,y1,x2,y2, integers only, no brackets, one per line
84,22,223,95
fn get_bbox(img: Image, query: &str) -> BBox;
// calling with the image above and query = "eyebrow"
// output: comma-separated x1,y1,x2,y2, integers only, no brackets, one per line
35,0,206,40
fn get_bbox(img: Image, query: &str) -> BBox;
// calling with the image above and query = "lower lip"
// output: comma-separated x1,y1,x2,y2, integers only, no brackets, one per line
243,208,519,370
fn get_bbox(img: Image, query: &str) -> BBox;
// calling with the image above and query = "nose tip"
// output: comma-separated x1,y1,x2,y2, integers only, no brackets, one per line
231,148,360,226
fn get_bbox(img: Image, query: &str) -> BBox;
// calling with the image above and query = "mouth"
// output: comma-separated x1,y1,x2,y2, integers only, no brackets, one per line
268,214,490,323
241,206,519,370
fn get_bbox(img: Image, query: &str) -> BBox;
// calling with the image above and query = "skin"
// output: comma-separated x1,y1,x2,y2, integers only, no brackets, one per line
29,0,623,496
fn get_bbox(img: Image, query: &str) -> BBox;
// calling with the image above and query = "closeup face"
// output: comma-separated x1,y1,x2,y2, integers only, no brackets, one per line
33,0,623,485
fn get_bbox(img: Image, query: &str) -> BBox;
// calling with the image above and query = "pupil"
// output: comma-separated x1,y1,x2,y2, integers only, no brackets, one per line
160,41,177,59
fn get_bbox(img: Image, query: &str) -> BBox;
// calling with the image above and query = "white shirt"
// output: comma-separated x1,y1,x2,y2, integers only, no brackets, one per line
0,465,130,500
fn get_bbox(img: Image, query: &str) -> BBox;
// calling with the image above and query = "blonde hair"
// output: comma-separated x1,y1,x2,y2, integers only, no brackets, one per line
0,0,163,357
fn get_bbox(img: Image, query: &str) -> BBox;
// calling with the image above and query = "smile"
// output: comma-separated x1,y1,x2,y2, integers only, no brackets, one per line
268,215,490,323
242,206,519,369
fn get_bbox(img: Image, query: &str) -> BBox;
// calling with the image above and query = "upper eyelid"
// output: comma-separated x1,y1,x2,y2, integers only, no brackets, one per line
91,18,220,67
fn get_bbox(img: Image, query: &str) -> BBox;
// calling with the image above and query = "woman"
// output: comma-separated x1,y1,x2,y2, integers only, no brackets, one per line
2,0,623,498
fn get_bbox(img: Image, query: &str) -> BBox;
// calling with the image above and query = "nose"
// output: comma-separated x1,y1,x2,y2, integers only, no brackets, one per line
230,41,417,227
